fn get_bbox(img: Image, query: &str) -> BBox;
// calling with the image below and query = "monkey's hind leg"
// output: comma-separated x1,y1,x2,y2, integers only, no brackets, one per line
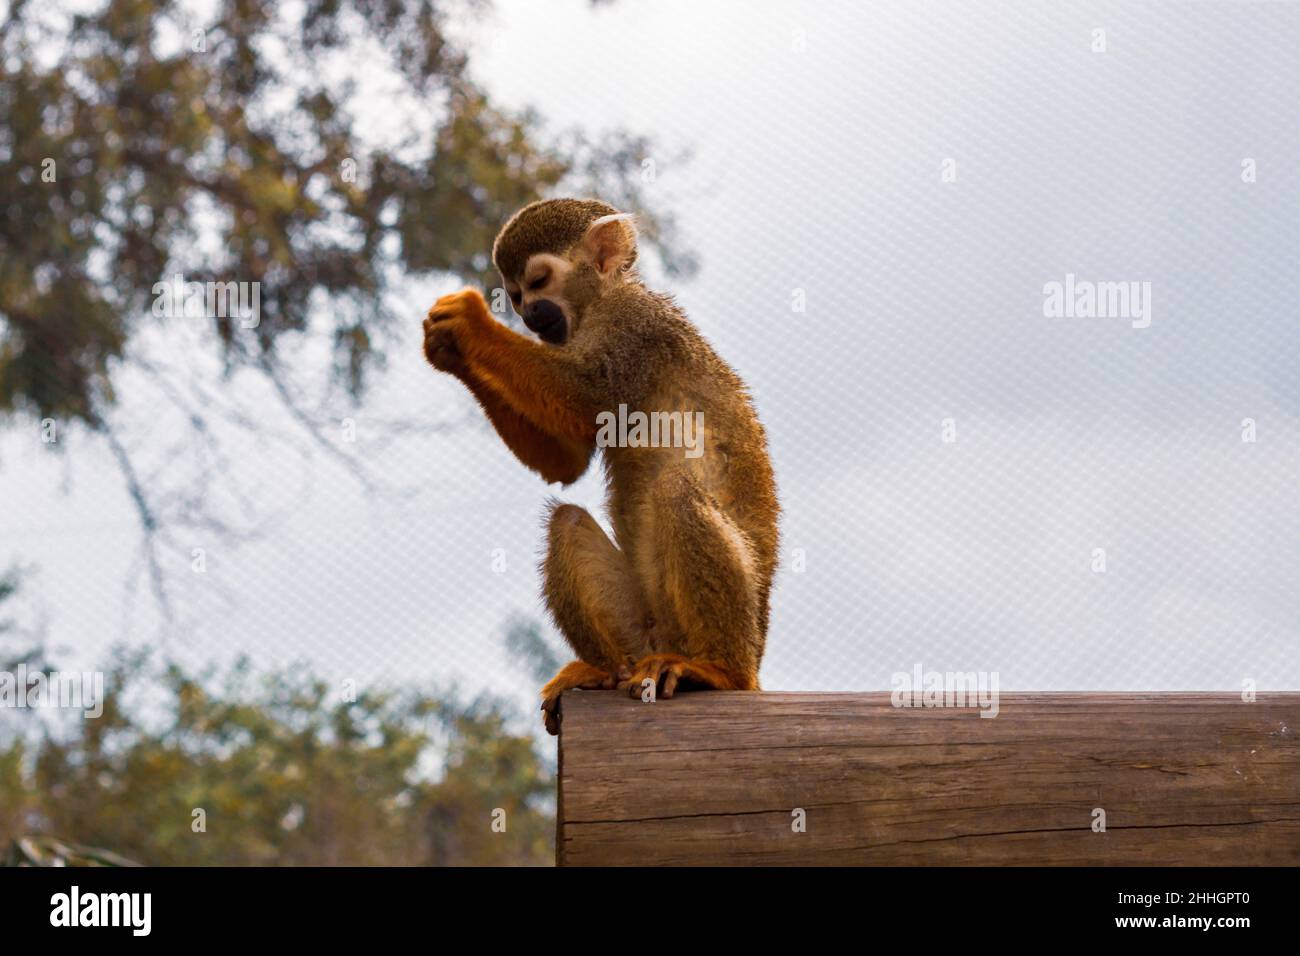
539,503,650,734
624,469,762,700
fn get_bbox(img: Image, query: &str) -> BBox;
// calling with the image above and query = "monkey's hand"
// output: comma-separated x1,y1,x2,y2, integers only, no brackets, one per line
422,319,465,374
427,288,493,330
422,289,493,375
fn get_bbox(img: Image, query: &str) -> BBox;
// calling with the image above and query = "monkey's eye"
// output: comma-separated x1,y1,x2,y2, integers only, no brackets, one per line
527,271,550,291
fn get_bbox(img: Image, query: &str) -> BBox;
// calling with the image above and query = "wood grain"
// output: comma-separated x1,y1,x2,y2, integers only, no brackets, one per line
556,691,1300,866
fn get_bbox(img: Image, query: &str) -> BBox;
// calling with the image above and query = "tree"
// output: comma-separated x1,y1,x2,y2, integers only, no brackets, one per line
1,649,556,865
0,566,44,672
0,0,692,617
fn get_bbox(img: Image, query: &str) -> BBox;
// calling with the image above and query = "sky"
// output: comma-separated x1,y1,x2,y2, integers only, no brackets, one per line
2,1,1298,737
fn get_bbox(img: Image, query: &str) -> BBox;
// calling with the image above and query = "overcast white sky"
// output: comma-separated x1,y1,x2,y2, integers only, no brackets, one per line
2,1,1298,733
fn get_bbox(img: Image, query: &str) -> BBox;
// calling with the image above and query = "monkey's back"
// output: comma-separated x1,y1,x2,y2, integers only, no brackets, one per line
592,289,780,641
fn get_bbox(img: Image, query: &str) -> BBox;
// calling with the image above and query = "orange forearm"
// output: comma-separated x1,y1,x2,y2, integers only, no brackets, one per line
457,366,593,484
461,319,600,444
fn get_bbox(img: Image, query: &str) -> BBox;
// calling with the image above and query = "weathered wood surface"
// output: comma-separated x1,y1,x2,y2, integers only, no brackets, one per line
557,691,1300,866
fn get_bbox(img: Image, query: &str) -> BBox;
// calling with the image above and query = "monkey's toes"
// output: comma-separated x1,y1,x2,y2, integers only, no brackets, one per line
574,667,624,690
540,694,562,736
618,660,682,699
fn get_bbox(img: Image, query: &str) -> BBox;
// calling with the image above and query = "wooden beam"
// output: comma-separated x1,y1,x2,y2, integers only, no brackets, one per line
556,691,1300,866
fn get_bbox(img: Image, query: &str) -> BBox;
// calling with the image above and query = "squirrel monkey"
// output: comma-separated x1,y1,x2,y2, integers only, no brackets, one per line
423,199,779,734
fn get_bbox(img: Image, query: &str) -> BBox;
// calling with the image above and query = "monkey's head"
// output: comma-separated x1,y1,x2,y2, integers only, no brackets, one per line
492,198,638,345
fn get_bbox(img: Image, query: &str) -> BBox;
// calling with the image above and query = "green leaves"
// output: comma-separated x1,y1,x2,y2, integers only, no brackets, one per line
0,650,555,865
0,0,686,423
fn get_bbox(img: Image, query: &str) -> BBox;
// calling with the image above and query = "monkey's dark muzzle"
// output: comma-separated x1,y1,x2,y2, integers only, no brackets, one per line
523,299,568,344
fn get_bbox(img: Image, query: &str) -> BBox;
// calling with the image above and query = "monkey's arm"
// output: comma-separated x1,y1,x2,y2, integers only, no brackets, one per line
456,366,594,484
428,290,602,445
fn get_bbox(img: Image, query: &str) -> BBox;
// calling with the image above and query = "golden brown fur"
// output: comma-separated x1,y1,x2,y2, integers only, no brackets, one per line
423,198,779,733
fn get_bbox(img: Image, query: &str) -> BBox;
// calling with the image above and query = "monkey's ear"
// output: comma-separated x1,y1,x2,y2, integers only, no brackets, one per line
580,213,637,276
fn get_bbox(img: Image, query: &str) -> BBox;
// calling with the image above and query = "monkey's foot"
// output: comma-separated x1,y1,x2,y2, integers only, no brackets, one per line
616,654,745,700
539,661,629,735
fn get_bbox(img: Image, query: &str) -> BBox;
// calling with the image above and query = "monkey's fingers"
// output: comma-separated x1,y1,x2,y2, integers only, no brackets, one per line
427,289,491,327
422,322,465,373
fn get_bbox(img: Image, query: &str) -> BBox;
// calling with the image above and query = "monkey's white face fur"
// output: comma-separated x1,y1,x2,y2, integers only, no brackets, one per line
505,252,575,344
503,213,636,346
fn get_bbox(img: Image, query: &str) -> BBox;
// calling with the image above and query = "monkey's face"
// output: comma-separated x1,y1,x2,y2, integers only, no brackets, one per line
505,253,577,345
497,207,637,344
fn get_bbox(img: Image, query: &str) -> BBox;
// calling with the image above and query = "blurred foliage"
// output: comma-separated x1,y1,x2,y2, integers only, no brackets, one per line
5,834,140,867
0,569,18,638
0,0,691,424
0,650,555,865
0,566,44,673
504,613,563,685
